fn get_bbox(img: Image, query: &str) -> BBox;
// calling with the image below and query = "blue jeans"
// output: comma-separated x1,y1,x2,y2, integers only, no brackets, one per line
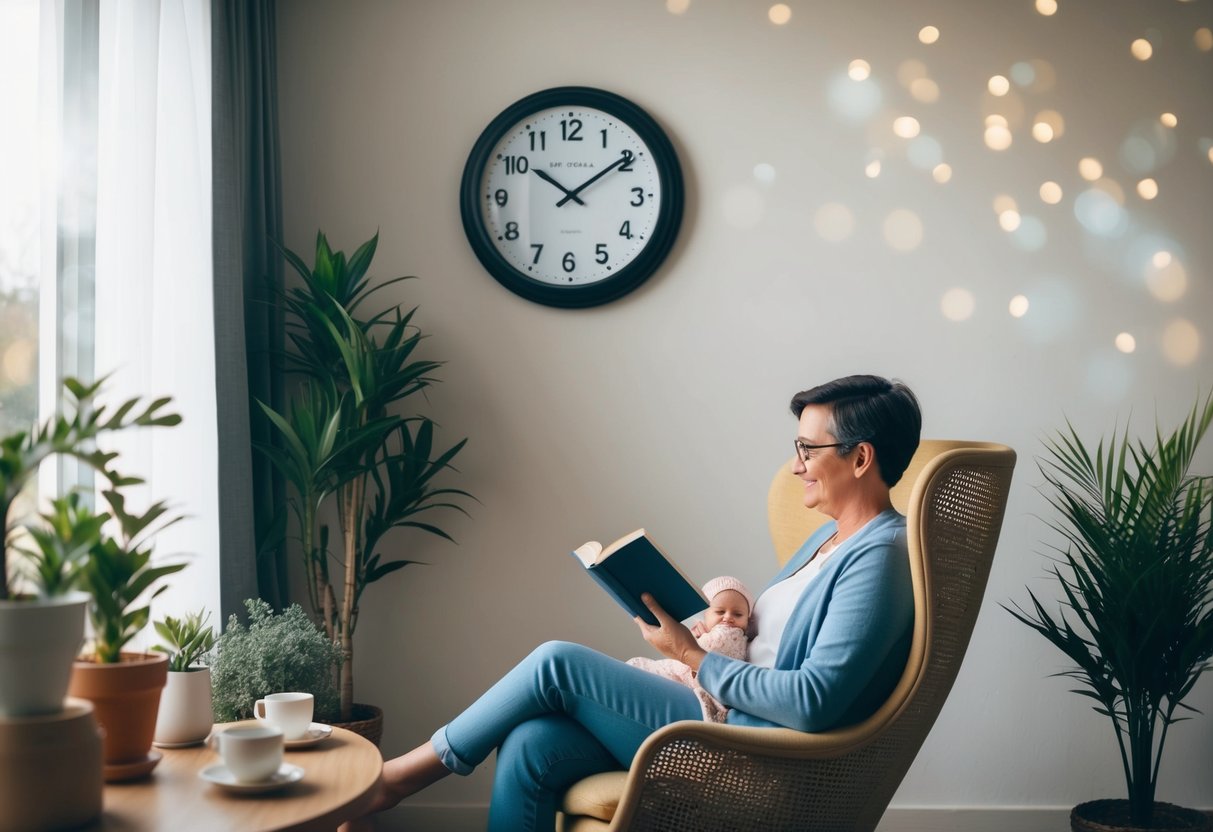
431,640,703,832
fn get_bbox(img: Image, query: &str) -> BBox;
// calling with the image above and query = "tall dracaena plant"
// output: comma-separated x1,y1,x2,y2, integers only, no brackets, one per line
1,377,181,600
259,231,471,720
1006,393,1213,828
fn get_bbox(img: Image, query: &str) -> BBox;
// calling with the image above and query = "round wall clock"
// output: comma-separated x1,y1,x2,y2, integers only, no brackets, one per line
460,87,684,308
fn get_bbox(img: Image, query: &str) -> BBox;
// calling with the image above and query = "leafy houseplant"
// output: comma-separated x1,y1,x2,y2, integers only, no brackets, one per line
152,608,215,747
1007,394,1213,831
209,598,341,723
258,231,471,722
0,378,180,718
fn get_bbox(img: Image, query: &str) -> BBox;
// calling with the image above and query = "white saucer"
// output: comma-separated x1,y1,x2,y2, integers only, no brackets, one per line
284,722,333,749
199,762,305,793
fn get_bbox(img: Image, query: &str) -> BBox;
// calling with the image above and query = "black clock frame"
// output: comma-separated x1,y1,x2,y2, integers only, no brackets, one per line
459,86,684,309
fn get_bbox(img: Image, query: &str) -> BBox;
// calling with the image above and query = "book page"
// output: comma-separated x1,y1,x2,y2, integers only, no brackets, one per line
600,528,647,560
571,541,603,568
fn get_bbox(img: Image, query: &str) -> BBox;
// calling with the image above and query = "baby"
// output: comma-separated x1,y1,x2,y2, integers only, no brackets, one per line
627,576,754,722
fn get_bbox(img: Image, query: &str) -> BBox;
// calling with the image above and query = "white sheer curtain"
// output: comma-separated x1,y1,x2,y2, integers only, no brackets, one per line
90,0,219,632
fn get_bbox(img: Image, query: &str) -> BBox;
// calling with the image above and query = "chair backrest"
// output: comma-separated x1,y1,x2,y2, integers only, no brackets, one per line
763,439,1016,829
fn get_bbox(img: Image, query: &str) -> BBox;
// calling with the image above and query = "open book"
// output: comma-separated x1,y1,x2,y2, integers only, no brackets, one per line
571,529,708,626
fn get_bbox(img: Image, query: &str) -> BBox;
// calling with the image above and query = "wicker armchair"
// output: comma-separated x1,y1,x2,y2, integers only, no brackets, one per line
557,439,1016,832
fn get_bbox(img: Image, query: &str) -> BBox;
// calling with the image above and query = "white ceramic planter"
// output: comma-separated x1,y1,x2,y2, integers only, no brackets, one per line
153,666,214,747
0,591,88,717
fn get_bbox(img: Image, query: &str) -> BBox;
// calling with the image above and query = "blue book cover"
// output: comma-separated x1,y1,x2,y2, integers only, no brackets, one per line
570,529,708,626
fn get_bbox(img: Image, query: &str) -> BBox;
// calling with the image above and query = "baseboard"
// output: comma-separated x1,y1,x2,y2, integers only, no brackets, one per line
381,804,1210,832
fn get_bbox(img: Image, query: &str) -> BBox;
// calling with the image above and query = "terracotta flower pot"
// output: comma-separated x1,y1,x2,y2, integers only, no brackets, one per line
68,651,169,781
1071,800,1213,832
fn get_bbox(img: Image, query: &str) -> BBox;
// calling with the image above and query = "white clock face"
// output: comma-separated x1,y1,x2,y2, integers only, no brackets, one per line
477,106,665,286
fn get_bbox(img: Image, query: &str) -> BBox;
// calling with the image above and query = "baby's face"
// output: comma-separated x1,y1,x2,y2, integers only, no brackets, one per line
703,589,751,632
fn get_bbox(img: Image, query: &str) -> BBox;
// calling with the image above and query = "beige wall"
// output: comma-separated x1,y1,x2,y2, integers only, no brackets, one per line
276,0,1213,822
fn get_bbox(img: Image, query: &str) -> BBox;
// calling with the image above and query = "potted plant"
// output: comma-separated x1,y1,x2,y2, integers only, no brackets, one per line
257,231,472,734
68,486,188,780
152,608,216,747
209,598,341,725
0,378,180,717
1007,393,1213,832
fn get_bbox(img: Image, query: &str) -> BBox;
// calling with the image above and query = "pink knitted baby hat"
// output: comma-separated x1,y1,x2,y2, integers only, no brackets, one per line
702,576,755,613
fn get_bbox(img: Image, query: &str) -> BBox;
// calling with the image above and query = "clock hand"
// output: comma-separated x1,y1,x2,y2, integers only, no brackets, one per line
556,151,632,207
532,169,586,206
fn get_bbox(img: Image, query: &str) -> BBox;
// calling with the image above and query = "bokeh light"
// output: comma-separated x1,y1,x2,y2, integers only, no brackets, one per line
1028,60,1057,92
768,4,792,25
907,135,943,169
932,163,952,183
666,0,691,14
1197,28,1213,52
1032,122,1055,143
1010,62,1036,87
849,59,871,81
1161,319,1200,366
1011,215,1047,250
1079,157,1103,181
753,163,776,184
940,288,975,321
1115,333,1136,354
993,194,1018,214
1036,0,1058,15
1153,251,1172,268
813,202,856,242
988,75,1010,96
893,116,921,138
984,124,1013,150
897,59,928,86
828,74,883,121
1074,188,1127,237
910,78,940,103
1136,178,1158,200
1119,119,1177,174
1146,256,1187,301
999,210,1022,232
1130,38,1153,60
1009,295,1030,317
883,209,924,252
919,26,940,45
1040,181,1063,204
1160,112,1177,128
865,159,882,178
1034,110,1065,141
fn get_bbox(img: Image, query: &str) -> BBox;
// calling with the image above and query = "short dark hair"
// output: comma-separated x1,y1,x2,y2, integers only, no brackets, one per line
790,375,922,487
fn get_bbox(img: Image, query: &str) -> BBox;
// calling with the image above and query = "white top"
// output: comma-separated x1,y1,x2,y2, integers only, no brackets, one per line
747,535,842,669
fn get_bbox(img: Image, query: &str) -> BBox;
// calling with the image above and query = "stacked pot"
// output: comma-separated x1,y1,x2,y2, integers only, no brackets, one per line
0,592,103,831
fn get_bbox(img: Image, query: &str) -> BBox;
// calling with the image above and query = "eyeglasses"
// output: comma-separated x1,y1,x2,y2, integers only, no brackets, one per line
793,438,869,462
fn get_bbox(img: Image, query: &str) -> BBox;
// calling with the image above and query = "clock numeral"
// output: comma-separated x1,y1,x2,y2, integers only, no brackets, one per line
530,244,543,264
494,189,508,207
595,244,609,264
562,252,576,273
619,149,634,172
600,128,608,148
504,221,520,241
619,221,633,239
560,119,583,141
630,187,645,207
503,155,529,175
528,130,546,152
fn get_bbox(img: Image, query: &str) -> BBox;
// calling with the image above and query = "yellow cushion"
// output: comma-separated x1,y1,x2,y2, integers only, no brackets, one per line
560,770,628,820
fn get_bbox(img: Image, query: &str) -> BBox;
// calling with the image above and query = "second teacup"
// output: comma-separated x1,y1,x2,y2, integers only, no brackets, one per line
209,725,283,783
254,692,314,740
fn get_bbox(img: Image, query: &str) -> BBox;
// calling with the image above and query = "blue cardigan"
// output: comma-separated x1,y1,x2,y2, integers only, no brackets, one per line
696,509,914,732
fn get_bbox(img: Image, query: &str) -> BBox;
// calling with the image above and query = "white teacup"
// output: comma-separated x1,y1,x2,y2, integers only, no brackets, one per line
208,725,283,783
254,692,314,740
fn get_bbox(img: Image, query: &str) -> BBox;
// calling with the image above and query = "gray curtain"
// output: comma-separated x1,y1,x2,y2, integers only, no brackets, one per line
211,0,288,619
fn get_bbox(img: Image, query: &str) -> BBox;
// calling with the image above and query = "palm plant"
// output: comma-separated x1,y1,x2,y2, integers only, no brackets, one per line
1,377,181,600
1006,393,1213,827
258,231,471,721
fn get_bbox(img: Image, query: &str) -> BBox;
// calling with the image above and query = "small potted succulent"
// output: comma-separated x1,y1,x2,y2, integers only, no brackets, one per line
68,487,187,780
210,599,341,725
0,378,180,718
152,608,216,747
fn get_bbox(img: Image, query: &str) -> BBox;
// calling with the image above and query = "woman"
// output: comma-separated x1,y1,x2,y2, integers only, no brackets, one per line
358,374,921,831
